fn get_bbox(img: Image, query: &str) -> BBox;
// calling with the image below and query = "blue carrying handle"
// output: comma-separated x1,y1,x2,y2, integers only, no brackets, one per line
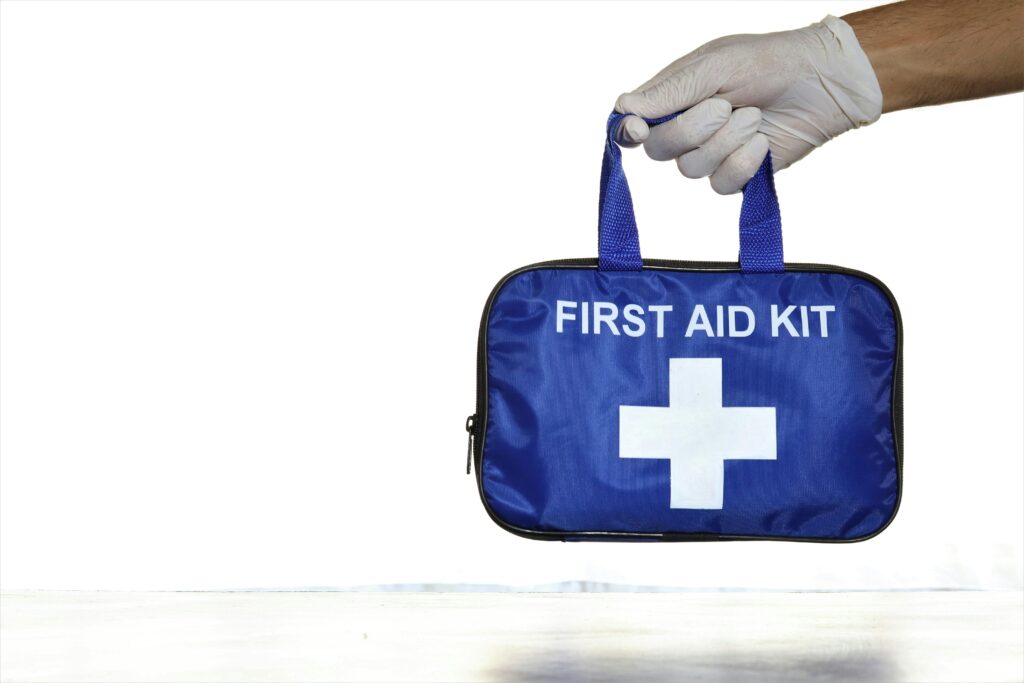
599,111,783,273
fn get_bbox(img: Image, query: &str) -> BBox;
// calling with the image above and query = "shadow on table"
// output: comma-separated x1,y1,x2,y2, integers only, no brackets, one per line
486,648,897,683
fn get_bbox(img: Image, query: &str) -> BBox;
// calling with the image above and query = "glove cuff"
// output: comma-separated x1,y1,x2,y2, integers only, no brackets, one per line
815,15,884,128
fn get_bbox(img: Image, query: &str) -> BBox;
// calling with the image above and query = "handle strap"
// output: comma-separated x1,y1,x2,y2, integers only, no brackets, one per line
599,111,783,273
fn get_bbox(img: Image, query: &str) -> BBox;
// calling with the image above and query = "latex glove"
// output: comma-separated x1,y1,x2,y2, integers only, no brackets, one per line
616,15,882,194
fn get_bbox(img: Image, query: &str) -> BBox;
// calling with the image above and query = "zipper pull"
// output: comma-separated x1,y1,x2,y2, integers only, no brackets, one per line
465,414,476,475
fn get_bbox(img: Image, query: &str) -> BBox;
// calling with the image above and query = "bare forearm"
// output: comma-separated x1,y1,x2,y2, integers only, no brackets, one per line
844,0,1024,112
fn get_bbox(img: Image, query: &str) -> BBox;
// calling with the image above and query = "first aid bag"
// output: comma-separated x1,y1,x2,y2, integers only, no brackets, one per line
466,111,902,542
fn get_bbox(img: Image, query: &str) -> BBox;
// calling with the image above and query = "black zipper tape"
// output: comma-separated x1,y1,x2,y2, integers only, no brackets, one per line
468,259,903,543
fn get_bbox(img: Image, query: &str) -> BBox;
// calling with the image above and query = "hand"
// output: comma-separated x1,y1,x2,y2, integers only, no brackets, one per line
616,15,883,194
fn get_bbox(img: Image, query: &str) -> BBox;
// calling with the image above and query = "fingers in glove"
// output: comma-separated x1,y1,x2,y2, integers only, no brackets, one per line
642,98,731,161
616,115,650,147
615,55,718,119
618,51,704,109
677,106,761,179
709,132,770,195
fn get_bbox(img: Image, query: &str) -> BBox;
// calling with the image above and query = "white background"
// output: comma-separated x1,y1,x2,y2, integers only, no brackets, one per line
1,1,1021,592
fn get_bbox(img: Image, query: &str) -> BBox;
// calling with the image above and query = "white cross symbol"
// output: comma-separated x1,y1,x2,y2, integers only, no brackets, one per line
619,358,777,509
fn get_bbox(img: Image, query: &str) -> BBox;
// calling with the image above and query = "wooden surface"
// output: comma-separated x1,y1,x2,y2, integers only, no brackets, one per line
2,591,1022,682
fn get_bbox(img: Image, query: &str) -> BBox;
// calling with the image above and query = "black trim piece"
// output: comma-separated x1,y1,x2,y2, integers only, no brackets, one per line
472,259,903,543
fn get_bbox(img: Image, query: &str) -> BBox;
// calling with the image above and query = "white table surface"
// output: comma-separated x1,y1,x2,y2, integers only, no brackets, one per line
2,591,1022,682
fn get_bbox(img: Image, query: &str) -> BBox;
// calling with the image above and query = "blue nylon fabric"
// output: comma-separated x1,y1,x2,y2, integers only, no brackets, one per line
600,111,784,273
599,113,644,271
481,268,899,540
739,153,784,272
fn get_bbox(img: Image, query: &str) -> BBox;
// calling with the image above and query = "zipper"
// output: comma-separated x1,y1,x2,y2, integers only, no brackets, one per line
465,414,476,475
466,258,904,542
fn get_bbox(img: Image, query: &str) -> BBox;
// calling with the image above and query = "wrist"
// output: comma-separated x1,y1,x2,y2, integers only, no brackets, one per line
810,15,884,127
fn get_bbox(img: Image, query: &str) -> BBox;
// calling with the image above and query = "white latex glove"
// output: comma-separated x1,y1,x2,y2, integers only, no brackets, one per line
616,15,882,194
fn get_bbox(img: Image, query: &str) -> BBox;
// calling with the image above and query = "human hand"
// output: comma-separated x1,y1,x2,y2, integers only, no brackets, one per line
616,15,882,194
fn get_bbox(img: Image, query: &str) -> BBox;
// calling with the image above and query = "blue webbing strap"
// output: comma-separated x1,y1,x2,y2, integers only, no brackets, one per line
599,111,784,273
737,152,783,273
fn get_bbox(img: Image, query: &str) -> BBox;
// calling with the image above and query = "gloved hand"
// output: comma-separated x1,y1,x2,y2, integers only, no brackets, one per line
616,15,883,194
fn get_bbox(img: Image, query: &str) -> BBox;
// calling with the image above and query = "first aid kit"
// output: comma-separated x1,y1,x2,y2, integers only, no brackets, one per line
466,111,902,542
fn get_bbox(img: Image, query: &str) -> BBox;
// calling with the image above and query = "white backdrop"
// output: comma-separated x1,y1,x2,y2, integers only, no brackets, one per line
1,1,1021,592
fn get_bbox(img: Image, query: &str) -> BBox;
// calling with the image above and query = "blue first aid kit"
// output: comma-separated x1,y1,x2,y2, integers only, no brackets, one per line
466,112,902,542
